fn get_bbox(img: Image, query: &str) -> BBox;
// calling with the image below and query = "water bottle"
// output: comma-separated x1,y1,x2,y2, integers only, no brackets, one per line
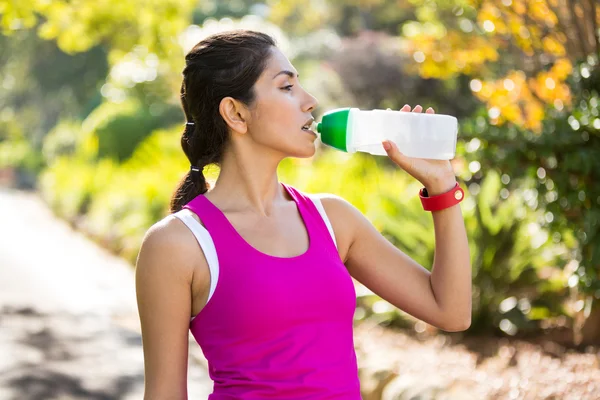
314,108,459,160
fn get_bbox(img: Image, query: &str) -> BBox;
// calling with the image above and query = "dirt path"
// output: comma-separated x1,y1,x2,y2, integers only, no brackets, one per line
0,188,212,399
354,320,600,399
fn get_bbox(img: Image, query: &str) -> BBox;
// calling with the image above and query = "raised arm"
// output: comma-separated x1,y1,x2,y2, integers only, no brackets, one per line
322,192,471,332
135,218,207,399
320,104,471,332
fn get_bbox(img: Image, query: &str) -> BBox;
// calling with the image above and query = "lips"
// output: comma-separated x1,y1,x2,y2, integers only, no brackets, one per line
301,117,316,136
301,117,314,131
303,128,317,137
301,126,317,136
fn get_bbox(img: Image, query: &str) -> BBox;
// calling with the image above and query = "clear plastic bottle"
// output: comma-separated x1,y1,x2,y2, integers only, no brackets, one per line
314,107,459,160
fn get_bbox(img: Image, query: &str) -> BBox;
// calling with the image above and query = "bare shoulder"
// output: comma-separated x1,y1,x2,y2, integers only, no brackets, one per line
136,213,206,283
307,193,363,262
310,192,362,224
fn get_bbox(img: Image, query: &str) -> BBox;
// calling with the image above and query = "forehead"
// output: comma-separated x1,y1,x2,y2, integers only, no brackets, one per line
263,47,297,77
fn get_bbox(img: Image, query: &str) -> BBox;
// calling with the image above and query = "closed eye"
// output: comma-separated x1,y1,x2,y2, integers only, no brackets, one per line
281,84,294,91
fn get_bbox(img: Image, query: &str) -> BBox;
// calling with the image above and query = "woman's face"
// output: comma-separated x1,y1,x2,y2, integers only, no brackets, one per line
245,47,319,158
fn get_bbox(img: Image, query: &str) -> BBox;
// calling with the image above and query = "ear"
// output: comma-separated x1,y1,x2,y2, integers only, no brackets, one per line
219,97,248,135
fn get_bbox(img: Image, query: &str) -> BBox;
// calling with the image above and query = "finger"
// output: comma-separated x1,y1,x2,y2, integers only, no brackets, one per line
426,107,435,114
382,140,410,169
400,104,411,112
413,105,423,113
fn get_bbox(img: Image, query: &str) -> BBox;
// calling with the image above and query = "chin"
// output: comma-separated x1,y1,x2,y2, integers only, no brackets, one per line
276,136,317,158
283,145,316,159
296,142,317,158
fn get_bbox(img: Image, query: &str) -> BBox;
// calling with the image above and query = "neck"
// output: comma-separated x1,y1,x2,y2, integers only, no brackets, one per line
208,141,287,216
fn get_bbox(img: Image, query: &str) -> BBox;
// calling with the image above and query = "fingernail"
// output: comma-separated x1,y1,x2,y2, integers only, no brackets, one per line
382,141,391,151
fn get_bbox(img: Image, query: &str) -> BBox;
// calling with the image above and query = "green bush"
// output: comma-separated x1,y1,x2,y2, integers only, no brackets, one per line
82,127,189,260
0,123,44,175
83,99,182,162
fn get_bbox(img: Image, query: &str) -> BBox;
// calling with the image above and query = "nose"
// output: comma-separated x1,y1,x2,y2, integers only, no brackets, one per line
302,88,318,113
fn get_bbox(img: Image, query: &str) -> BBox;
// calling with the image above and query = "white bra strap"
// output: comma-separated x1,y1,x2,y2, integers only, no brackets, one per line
308,195,338,250
173,209,220,320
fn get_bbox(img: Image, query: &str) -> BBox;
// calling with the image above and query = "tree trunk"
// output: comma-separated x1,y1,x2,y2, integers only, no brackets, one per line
579,298,600,345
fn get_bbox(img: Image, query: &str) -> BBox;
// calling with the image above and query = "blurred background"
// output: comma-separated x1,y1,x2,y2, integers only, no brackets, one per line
0,0,599,399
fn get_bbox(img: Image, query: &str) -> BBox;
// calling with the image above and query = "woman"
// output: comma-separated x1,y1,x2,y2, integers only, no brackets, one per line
135,30,471,399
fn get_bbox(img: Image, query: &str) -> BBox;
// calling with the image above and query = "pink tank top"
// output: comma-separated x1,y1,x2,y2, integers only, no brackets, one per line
183,183,361,399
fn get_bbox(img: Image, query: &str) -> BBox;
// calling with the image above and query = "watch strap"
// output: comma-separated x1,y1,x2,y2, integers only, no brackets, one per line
419,182,464,212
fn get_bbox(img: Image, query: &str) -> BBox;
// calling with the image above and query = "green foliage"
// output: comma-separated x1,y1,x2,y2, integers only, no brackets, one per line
41,126,188,261
42,120,85,164
86,99,182,162
0,132,42,172
0,117,44,175
0,28,108,179
1,0,196,62
40,156,118,222
461,59,600,299
268,0,416,37
467,172,566,334
192,0,266,23
0,0,44,32
40,126,110,220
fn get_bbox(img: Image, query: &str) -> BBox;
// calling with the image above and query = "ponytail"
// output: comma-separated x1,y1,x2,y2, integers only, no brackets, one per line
169,30,275,213
169,118,210,213
169,163,209,213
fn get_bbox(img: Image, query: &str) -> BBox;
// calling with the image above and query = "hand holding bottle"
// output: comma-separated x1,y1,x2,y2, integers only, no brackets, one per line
316,106,458,160
382,105,456,195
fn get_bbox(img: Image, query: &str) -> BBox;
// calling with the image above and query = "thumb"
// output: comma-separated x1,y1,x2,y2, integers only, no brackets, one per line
382,140,411,169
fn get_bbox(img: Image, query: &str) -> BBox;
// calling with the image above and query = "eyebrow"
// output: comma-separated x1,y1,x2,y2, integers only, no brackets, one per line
273,70,299,79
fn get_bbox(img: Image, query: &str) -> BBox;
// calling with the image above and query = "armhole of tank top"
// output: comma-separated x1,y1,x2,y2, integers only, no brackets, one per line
172,209,219,322
307,195,338,250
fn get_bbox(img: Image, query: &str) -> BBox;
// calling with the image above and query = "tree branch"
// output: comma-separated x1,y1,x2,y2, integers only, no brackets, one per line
568,0,590,57
589,0,600,57
546,0,582,62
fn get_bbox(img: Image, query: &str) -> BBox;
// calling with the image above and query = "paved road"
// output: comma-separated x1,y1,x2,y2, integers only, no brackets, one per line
0,188,212,399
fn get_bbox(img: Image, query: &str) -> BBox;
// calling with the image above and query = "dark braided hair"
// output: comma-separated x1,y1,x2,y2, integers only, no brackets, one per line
170,30,276,213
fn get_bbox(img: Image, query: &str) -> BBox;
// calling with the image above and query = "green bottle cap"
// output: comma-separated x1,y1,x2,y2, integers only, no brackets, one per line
316,108,351,152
